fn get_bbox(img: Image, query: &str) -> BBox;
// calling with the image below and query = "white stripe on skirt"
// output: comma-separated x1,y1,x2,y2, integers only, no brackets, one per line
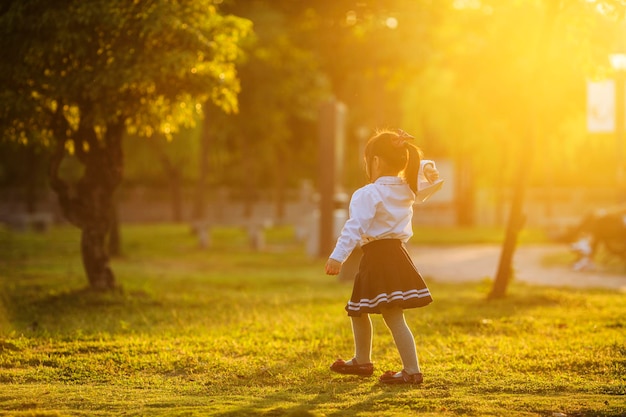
346,288,431,312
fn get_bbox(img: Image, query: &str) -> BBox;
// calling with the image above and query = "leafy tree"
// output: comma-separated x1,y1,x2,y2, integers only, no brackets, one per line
265,1,448,192
0,0,251,290
408,0,620,297
205,1,330,221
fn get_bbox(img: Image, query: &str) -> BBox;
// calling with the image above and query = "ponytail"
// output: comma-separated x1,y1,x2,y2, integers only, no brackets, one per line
404,143,422,193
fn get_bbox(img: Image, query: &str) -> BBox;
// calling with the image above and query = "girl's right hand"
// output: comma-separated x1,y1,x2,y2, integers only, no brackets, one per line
325,258,342,275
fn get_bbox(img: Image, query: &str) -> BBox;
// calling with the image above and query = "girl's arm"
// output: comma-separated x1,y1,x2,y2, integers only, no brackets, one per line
327,188,376,268
416,160,443,203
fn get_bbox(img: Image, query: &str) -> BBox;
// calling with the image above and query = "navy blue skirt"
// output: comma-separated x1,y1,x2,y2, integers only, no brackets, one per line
346,239,433,317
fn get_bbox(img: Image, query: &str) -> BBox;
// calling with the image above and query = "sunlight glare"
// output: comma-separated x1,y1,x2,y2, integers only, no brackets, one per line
385,17,398,29
609,53,626,71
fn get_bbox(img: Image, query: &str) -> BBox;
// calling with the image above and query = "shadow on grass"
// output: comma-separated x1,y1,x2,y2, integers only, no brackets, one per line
4,279,575,340
407,281,571,336
3,285,161,335
208,377,439,417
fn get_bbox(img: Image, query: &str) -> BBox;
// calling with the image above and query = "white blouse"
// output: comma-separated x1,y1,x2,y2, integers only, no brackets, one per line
329,160,439,263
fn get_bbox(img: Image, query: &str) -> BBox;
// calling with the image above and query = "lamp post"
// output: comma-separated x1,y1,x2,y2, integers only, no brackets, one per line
610,53,626,202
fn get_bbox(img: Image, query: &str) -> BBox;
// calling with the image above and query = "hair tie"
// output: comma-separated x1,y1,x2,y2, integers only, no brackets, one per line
391,129,415,147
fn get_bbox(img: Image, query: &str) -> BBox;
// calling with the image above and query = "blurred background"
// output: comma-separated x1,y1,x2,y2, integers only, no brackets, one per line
1,0,625,239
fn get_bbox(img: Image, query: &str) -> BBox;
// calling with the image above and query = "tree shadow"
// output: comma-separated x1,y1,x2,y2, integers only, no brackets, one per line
424,281,570,321
207,375,437,417
4,285,160,335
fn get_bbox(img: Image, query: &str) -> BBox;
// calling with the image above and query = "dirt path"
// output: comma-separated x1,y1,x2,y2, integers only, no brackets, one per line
408,244,626,291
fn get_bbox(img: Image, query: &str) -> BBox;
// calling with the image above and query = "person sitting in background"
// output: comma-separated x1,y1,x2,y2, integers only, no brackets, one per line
567,206,626,271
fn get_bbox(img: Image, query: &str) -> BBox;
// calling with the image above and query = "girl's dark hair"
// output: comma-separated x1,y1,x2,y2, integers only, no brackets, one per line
364,130,423,193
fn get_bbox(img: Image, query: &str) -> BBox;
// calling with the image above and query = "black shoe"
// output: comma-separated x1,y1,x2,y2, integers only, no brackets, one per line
330,358,374,376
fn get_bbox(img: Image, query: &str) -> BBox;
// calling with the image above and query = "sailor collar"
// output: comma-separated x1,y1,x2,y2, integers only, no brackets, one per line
374,176,405,185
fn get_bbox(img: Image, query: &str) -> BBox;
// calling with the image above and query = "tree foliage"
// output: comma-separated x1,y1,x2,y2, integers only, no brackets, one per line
0,0,251,289
2,0,624,226
219,1,330,214
0,0,250,142
402,0,624,189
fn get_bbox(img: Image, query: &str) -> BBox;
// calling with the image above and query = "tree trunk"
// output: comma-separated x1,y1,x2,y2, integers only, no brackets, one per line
242,141,256,219
82,226,116,290
48,107,124,291
74,176,120,290
274,145,287,224
488,2,558,299
170,172,182,222
488,169,527,299
193,113,212,221
455,157,474,226
148,136,184,222
108,196,121,257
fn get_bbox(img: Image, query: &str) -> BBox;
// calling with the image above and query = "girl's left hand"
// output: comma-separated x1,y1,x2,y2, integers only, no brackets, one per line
424,164,440,183
325,258,342,275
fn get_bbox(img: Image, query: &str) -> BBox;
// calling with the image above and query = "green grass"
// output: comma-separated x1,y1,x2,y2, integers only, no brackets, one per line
0,224,624,416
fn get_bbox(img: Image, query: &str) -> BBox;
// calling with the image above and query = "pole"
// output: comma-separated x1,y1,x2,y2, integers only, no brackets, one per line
317,99,346,258
318,102,335,259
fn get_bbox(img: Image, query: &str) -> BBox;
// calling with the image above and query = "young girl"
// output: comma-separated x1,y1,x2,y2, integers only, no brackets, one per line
325,129,440,385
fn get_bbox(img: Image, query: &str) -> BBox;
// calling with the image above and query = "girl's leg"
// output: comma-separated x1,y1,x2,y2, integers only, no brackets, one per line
350,313,373,364
380,307,420,374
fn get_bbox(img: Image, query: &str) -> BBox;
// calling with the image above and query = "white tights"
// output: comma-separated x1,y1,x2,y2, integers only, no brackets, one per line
350,307,420,374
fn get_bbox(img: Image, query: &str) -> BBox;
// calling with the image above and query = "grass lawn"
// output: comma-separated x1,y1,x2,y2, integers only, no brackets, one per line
0,224,624,416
